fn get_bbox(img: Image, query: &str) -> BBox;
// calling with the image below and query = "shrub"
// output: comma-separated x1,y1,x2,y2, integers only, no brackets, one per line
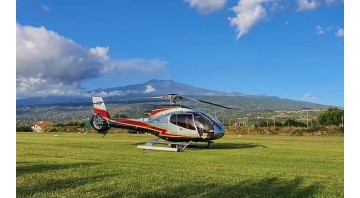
284,119,307,127
16,125,33,132
318,107,344,126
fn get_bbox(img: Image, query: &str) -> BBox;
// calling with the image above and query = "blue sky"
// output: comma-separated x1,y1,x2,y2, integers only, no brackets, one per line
16,0,344,106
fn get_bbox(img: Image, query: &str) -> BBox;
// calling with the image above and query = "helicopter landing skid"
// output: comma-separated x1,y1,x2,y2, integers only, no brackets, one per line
137,137,192,152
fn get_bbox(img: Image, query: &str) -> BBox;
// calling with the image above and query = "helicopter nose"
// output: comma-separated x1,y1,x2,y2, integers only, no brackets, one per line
213,124,225,139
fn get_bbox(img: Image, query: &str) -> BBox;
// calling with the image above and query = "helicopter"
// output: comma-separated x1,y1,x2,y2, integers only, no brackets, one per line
90,94,234,152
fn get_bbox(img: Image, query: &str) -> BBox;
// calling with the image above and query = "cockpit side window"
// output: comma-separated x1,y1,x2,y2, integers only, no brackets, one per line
170,114,196,130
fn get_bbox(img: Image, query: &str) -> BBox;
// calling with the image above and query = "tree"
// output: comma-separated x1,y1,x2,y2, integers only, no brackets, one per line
317,107,344,126
257,120,268,127
16,125,33,132
284,119,306,127
256,120,282,127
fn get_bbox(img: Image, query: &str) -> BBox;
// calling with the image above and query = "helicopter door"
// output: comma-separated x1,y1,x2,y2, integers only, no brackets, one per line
193,113,214,139
169,114,198,137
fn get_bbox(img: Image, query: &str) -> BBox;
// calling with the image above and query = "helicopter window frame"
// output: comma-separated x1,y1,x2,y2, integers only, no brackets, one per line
169,113,196,131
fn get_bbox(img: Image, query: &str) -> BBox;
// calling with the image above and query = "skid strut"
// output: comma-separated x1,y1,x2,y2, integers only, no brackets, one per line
137,137,192,152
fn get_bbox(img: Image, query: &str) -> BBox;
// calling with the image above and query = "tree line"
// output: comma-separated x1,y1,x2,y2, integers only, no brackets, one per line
16,108,344,132
247,108,344,128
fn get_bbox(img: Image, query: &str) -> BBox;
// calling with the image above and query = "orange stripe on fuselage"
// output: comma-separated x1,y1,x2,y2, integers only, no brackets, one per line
113,119,167,133
150,108,171,116
111,119,190,137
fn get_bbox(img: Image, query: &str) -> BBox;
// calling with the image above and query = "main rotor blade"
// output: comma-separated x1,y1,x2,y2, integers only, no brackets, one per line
178,95,233,109
120,96,167,100
197,99,233,109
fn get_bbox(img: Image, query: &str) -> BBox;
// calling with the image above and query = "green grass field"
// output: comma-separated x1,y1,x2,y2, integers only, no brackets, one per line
16,133,344,197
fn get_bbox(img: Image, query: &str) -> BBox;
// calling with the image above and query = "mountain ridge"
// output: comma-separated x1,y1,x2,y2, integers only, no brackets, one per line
16,79,336,110
88,79,248,97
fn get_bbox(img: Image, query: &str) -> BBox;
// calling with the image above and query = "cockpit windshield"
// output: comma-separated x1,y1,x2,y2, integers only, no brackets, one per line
169,112,222,132
205,113,223,130
193,113,213,133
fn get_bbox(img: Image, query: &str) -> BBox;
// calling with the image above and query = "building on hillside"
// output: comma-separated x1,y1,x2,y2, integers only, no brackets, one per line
31,121,53,132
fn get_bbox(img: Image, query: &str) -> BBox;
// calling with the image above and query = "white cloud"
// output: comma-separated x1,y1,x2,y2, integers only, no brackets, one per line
303,93,317,102
16,24,169,98
325,0,343,5
101,58,168,76
144,85,156,93
16,24,104,94
335,28,344,37
326,26,333,31
325,0,336,4
316,25,325,34
90,90,126,97
185,0,342,39
229,0,269,39
89,46,110,61
297,0,319,11
315,25,332,35
297,0,343,11
42,4,50,11
185,0,228,14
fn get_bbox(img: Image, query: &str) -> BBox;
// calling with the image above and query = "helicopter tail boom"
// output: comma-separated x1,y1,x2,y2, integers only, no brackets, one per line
92,96,111,119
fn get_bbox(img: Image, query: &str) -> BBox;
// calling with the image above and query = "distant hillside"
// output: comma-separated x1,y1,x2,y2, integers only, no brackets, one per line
16,95,89,106
185,95,333,111
16,79,244,106
16,79,334,111
16,79,338,124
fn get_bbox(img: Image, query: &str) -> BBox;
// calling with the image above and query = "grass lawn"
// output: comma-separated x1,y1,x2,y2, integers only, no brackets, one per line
16,133,344,197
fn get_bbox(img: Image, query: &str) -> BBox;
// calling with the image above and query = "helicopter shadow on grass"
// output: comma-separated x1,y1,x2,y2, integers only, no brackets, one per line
16,161,100,177
16,161,115,197
131,142,267,150
106,176,323,198
187,142,268,150
207,142,268,150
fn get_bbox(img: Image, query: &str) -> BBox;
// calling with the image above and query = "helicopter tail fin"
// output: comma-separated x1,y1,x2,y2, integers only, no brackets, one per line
92,97,111,119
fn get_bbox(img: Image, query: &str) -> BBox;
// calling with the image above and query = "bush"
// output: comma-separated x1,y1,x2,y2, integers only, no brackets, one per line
16,125,33,132
284,119,307,127
318,108,344,126
305,125,322,133
290,128,306,136
42,120,86,133
256,121,283,127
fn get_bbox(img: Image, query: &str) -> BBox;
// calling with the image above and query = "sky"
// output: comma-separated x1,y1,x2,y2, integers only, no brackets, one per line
16,0,344,106
8,1,360,195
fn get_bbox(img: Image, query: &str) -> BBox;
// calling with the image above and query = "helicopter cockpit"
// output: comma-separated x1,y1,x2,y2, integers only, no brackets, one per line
169,112,224,139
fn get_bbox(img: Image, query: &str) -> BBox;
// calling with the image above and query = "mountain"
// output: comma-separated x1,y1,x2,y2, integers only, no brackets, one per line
16,79,334,110
16,79,245,106
16,95,89,106
87,79,246,97
17,79,338,124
